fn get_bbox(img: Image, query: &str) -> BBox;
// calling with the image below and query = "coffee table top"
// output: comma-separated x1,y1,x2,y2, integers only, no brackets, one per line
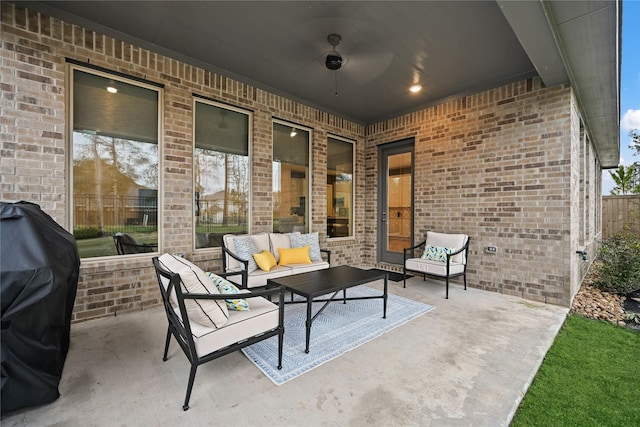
267,265,387,298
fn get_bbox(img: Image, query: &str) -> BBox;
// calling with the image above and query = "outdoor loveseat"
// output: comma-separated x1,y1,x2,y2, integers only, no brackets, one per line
403,231,470,299
222,232,331,288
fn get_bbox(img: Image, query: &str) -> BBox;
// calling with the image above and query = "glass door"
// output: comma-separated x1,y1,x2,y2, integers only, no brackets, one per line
378,140,414,264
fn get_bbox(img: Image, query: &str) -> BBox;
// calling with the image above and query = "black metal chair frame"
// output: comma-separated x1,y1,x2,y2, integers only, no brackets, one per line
151,257,285,410
113,232,158,255
402,236,470,299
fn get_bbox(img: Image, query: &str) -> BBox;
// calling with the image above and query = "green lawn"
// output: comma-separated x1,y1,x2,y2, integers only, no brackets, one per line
511,315,640,426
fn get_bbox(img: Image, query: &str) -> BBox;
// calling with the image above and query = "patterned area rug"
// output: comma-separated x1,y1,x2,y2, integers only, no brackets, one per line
241,286,434,385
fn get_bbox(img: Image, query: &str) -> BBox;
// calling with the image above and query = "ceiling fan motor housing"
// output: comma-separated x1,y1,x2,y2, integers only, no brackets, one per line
326,53,342,70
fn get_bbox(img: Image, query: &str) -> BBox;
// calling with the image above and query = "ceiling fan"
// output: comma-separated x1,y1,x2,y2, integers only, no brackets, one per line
319,32,394,96
325,33,344,71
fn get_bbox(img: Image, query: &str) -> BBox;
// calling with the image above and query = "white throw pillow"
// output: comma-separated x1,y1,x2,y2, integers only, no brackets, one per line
157,254,229,328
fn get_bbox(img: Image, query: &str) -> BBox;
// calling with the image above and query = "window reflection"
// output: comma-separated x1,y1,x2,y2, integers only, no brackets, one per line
71,68,160,258
194,101,250,248
273,122,309,233
327,137,354,238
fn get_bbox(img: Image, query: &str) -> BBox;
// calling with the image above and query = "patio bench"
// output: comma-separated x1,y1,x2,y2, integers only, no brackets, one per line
403,231,470,298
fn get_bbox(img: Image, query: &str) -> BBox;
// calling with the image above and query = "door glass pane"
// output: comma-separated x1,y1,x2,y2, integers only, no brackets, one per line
387,152,412,252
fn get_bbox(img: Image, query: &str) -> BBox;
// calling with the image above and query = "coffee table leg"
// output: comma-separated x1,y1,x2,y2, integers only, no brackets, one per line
383,275,388,318
305,296,312,353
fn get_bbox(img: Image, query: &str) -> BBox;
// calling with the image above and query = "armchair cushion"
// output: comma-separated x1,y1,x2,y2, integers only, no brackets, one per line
425,231,468,264
290,232,322,262
206,272,250,311
186,295,280,358
157,254,229,328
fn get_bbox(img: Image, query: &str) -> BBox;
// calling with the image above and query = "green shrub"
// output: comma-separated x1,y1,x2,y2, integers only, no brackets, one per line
73,227,103,240
596,232,640,294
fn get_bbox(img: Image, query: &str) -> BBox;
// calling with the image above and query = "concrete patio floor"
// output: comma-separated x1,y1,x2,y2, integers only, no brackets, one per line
2,274,567,426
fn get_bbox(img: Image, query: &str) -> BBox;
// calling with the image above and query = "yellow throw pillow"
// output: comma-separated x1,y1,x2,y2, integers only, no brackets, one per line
278,246,312,266
253,250,277,272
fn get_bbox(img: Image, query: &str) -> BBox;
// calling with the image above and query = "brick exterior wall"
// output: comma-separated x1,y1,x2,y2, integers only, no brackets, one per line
1,3,601,321
365,79,602,305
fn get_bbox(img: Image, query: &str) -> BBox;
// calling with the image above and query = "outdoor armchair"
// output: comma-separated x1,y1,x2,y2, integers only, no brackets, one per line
403,231,470,299
152,255,284,410
113,232,157,255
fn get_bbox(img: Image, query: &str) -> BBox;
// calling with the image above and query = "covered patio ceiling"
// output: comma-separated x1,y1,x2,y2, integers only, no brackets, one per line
23,1,621,167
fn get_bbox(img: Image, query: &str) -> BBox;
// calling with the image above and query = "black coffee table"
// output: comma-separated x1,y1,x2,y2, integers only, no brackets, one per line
267,266,388,353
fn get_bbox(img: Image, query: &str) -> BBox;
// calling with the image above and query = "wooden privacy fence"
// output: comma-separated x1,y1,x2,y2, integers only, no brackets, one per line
602,195,640,238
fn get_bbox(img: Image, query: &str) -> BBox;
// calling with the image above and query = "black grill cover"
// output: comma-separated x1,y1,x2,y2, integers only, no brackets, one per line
1,201,80,415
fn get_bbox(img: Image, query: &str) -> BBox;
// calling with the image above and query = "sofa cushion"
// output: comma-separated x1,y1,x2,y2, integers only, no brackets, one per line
233,236,260,273
253,249,277,272
278,246,312,265
290,261,331,275
157,254,229,328
206,272,250,311
421,245,454,262
251,233,271,252
290,232,322,262
245,265,294,288
269,233,292,262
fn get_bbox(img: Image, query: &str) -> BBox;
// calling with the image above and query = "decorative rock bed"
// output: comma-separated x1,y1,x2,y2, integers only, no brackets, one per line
570,264,640,331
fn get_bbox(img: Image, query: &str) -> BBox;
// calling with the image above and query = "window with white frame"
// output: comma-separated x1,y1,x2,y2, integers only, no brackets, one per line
194,100,250,248
272,121,310,233
70,66,161,258
327,136,354,238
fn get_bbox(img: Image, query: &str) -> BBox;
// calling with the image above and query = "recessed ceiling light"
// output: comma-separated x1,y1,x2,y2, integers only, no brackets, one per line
106,80,117,93
409,84,422,93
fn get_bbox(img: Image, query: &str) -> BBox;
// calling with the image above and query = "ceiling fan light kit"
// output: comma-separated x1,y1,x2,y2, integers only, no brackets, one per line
325,53,343,70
